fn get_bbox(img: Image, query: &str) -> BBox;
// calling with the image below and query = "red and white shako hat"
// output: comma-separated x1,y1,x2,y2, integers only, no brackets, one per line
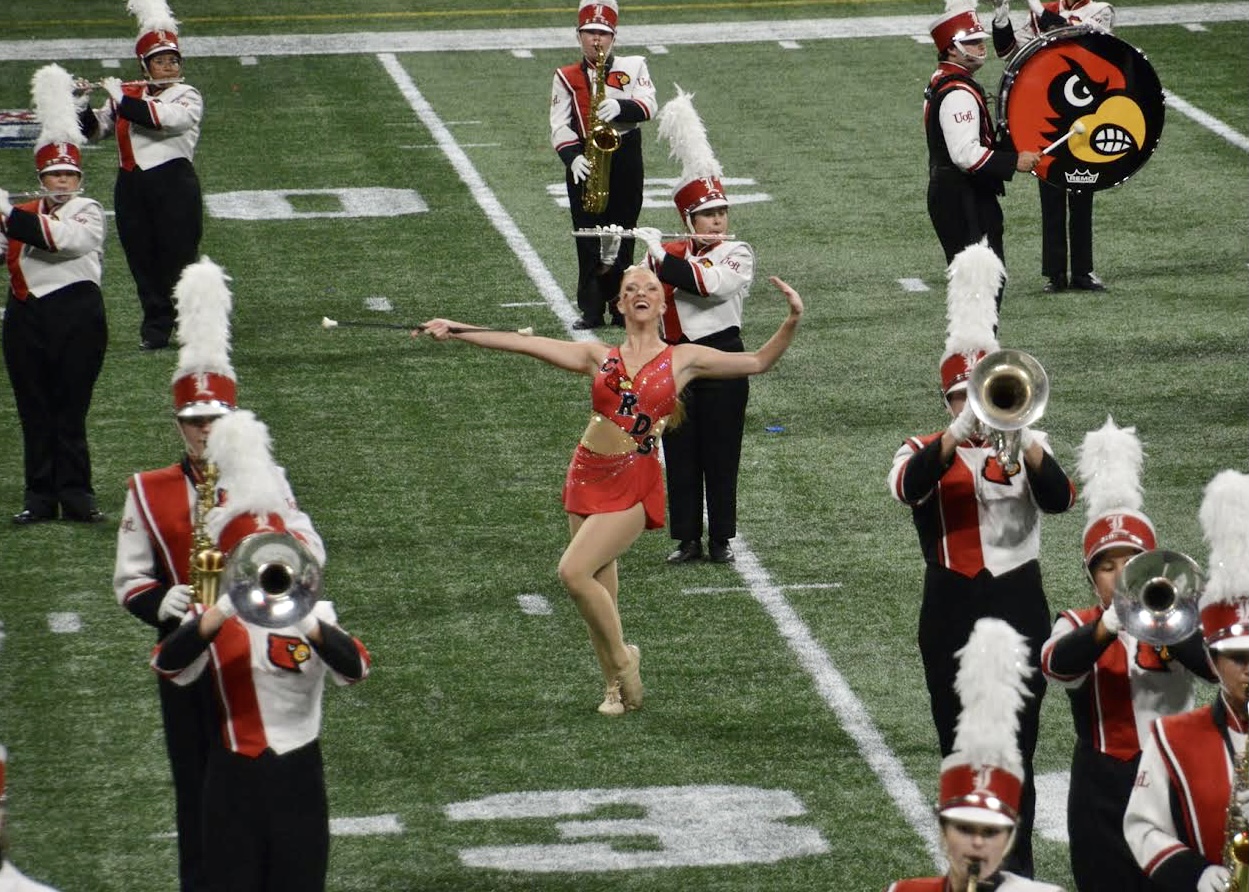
940,240,1001,401
578,0,618,33
204,409,294,554
938,618,1033,827
172,258,237,419
656,86,727,229
1077,417,1157,575
31,64,84,176
930,0,989,54
128,0,181,63
1199,470,1249,652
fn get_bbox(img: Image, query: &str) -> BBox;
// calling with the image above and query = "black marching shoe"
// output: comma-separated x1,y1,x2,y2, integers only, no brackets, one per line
1042,275,1067,293
139,339,169,351
13,509,55,525
1070,272,1106,291
571,318,605,331
666,540,703,564
708,539,736,564
63,508,106,523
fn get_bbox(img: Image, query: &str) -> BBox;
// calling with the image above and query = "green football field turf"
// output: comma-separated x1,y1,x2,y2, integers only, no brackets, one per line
0,2,1246,889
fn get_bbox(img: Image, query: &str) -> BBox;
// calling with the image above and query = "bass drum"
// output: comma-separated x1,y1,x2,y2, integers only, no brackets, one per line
997,25,1164,191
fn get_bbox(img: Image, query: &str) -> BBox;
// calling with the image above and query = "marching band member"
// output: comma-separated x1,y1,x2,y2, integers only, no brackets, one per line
113,259,321,892
630,86,753,565
1042,418,1212,890
551,0,657,330
0,746,63,892
418,264,802,715
79,0,203,350
884,618,1065,891
1125,470,1249,892
925,0,1040,310
2,64,107,525
151,409,368,892
992,0,1115,293
888,242,1075,877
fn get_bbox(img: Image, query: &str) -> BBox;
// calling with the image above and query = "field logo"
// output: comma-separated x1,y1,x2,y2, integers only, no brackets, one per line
206,188,429,220
446,785,828,872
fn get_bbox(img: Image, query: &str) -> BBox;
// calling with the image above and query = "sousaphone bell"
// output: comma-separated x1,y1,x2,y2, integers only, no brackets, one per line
1113,549,1202,647
221,531,321,629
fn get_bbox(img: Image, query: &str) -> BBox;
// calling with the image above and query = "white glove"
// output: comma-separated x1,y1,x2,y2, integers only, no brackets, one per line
295,611,320,636
596,98,621,122
1025,0,1045,15
158,584,193,622
633,226,666,263
993,0,1011,25
100,76,124,103
598,223,624,265
569,154,591,184
1196,865,1230,892
1100,603,1122,635
213,593,236,620
1020,426,1042,451
946,402,978,443
0,188,11,217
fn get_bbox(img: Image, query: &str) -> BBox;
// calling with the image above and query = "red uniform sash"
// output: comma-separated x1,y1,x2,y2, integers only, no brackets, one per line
130,465,196,585
1154,705,1231,861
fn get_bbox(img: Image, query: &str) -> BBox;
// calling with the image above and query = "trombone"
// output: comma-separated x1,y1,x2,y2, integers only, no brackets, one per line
1112,549,1202,646
966,349,1049,475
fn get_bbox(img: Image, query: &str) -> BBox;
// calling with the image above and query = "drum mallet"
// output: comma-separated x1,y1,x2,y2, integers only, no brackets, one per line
1042,121,1087,155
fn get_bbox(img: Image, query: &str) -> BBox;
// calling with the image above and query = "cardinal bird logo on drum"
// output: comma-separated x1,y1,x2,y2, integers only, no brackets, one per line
998,26,1165,191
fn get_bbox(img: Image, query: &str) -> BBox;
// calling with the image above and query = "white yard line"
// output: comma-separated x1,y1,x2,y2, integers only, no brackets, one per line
1165,90,1249,152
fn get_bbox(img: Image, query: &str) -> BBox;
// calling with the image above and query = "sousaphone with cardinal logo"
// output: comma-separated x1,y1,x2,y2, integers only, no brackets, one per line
998,25,1165,191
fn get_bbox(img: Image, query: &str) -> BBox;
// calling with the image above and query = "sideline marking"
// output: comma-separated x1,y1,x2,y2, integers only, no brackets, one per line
378,48,943,871
681,582,844,594
331,813,405,836
898,278,930,292
517,594,553,616
1165,90,1249,152
47,612,81,634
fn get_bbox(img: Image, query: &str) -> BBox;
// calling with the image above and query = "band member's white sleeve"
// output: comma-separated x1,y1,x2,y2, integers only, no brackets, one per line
150,85,203,134
43,201,105,257
627,58,657,119
550,73,580,152
114,487,160,606
938,88,992,172
1124,730,1188,875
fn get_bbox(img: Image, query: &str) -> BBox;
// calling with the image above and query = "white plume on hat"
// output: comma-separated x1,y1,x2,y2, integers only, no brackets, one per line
31,64,84,150
204,410,288,534
173,257,234,383
951,617,1031,776
1199,469,1249,609
943,240,1001,358
1077,416,1145,523
656,86,722,183
127,0,179,34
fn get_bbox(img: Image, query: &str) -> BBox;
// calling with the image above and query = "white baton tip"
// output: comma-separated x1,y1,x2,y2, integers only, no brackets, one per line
1072,121,1087,134
321,316,339,329
518,327,534,337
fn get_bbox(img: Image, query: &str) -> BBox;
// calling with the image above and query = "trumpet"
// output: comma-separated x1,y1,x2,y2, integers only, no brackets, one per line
1112,549,1202,647
966,349,1049,475
221,531,321,629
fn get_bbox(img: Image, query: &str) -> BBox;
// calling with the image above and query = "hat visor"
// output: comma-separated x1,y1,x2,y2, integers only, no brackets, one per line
688,198,730,215
39,163,82,175
939,805,1016,828
578,24,616,33
1211,633,1249,653
176,402,233,420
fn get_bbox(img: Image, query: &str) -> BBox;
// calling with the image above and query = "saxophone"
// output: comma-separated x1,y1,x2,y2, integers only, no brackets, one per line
188,461,224,607
579,43,620,215
1227,709,1249,892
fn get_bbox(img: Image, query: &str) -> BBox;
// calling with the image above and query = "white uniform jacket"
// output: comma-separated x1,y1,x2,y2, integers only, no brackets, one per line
114,462,324,620
0,860,61,892
1042,606,1198,758
647,238,753,342
996,0,1115,59
152,600,370,757
549,54,656,154
1,197,104,299
1124,697,1243,888
87,81,203,170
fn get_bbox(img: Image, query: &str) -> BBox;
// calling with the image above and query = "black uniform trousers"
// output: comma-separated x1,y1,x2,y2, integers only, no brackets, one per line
1067,746,1158,892
1039,181,1094,281
928,167,1007,310
2,283,106,518
917,561,1050,879
565,129,644,325
159,671,218,892
203,740,329,892
662,328,747,543
114,158,202,346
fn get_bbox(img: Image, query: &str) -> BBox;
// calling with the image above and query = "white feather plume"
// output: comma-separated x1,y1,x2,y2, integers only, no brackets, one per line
1077,416,1145,524
172,257,235,381
951,618,1031,775
943,240,1001,358
203,410,288,533
31,64,83,148
127,0,179,33
1199,469,1249,608
656,85,722,182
